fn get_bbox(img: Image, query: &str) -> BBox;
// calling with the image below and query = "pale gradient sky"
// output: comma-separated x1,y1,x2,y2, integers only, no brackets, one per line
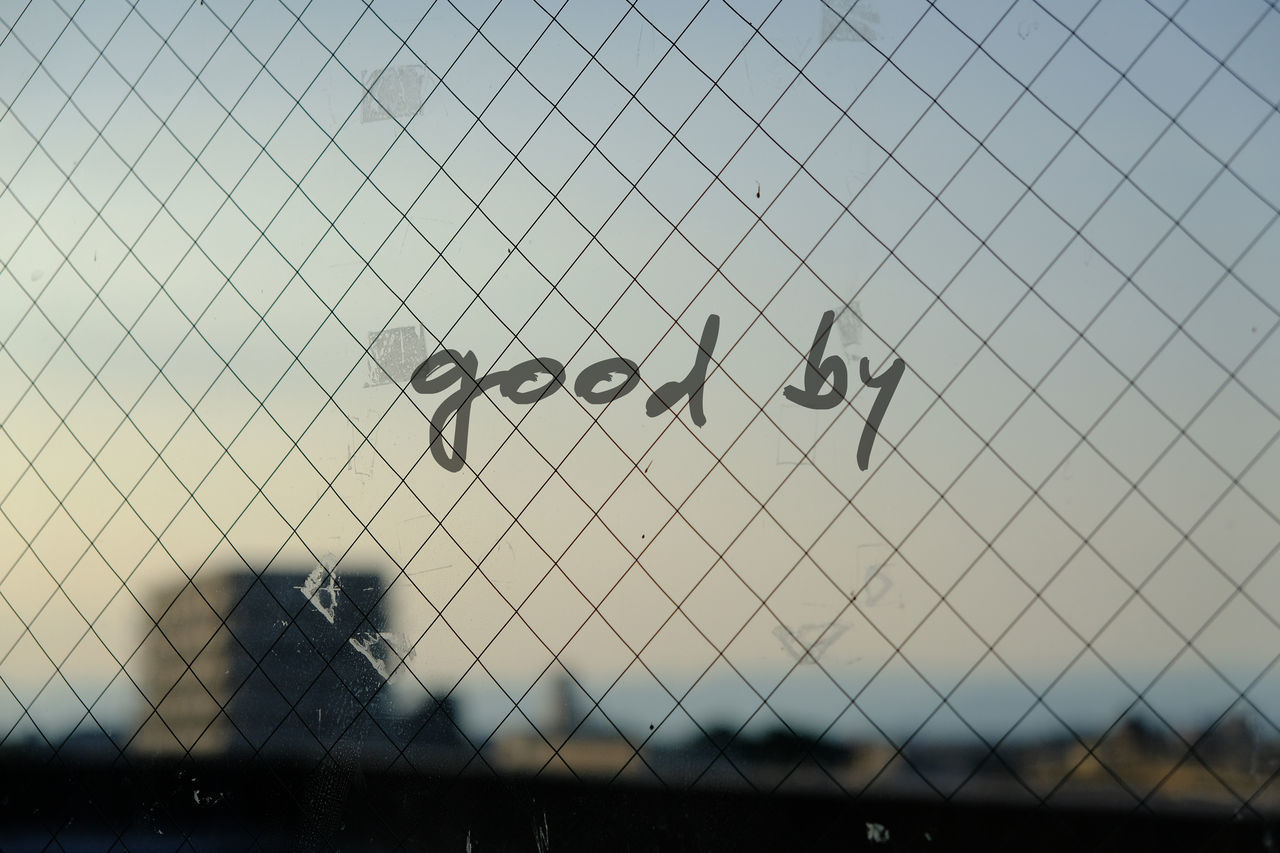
1,0,1278,750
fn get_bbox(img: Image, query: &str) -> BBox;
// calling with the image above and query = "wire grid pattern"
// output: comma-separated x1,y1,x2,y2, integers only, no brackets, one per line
1,0,1279,845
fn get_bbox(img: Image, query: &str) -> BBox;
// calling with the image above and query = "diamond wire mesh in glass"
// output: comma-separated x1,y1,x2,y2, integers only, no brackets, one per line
1,0,1278,847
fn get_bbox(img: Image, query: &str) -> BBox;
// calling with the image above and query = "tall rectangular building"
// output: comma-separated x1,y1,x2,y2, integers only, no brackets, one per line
132,565,396,761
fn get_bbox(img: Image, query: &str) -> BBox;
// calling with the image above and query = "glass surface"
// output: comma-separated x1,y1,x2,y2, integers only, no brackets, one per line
1,0,1278,846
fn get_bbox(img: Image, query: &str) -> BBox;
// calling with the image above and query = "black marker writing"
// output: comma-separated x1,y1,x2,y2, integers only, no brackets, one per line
410,349,490,473
409,313,905,472
857,356,905,471
783,310,845,409
574,357,641,404
646,314,719,427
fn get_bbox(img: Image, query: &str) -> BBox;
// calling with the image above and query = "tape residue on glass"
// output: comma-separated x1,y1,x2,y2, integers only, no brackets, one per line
410,310,906,473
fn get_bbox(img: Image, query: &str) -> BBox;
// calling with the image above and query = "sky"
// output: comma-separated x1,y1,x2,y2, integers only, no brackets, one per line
1,0,1278,756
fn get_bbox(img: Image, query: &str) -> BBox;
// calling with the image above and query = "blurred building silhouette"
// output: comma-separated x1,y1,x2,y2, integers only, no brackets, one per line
490,669,642,778
132,565,395,760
